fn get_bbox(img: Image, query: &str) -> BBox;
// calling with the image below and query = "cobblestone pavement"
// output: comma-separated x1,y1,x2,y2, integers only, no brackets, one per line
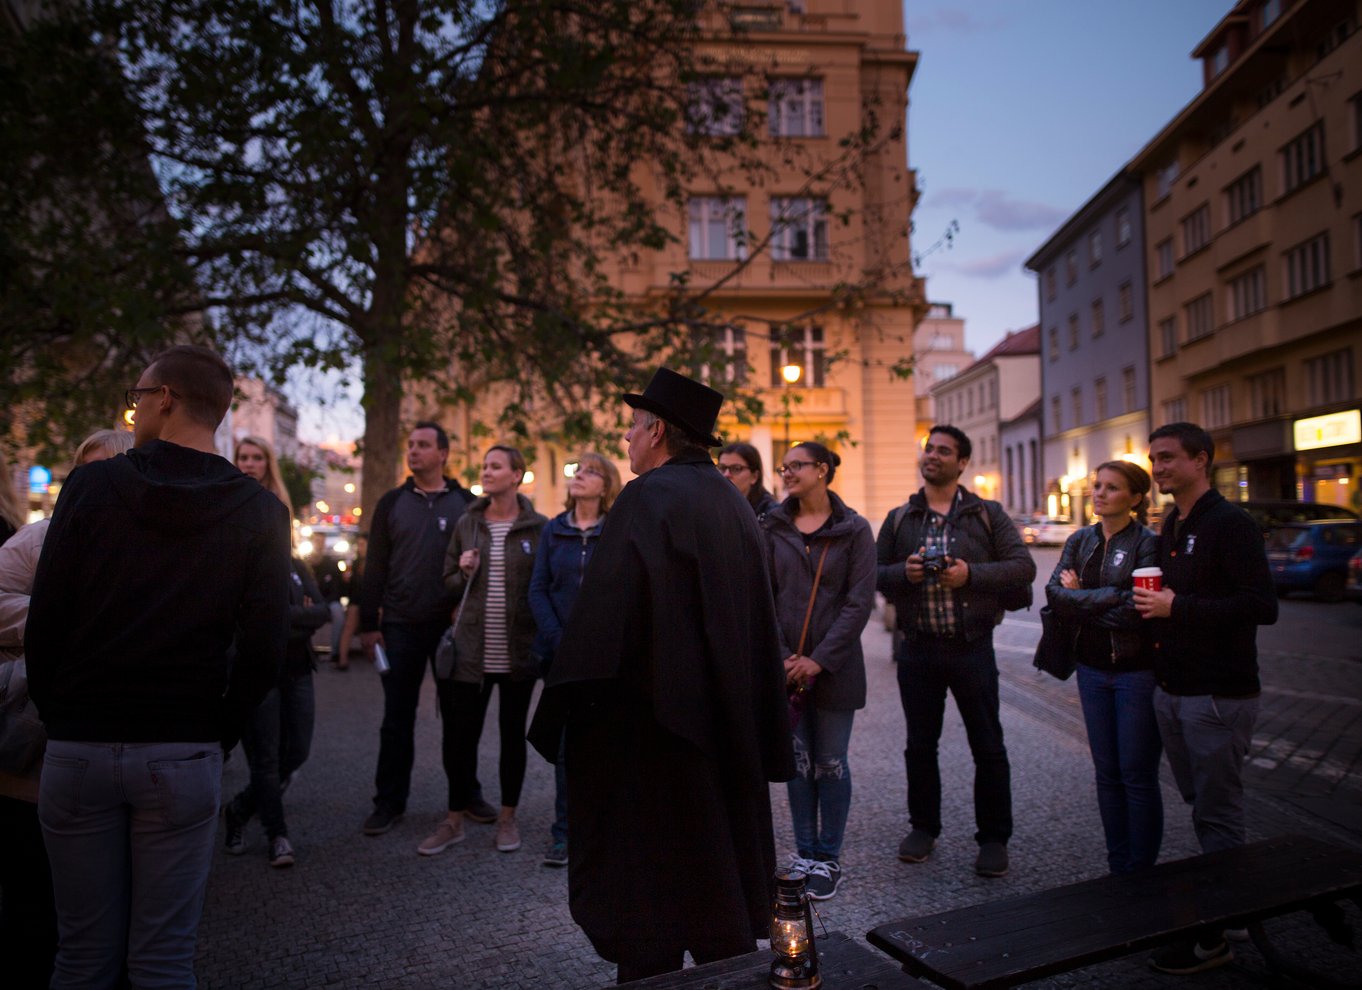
197,561,1362,989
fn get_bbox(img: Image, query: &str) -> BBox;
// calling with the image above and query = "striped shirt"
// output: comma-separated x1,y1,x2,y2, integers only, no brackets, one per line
482,521,513,674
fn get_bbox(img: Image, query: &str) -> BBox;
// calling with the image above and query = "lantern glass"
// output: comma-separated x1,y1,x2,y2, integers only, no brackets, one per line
769,869,821,990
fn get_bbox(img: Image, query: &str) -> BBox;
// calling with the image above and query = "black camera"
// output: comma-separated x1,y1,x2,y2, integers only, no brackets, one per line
920,546,950,577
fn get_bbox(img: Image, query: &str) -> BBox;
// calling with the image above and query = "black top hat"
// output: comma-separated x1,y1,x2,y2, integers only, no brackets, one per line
623,367,724,447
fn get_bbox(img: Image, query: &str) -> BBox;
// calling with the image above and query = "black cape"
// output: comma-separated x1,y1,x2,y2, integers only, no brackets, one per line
529,451,793,964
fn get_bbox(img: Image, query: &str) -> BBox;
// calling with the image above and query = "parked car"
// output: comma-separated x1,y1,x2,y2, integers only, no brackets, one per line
1021,515,1078,547
1241,499,1359,534
1265,520,1362,602
1347,546,1362,605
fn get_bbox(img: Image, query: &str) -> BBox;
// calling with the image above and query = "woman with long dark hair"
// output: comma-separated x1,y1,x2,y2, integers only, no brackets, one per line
717,441,777,518
1047,460,1162,874
424,445,547,856
762,441,875,900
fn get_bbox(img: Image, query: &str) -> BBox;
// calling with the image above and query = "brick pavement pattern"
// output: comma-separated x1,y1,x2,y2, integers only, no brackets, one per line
196,596,1362,988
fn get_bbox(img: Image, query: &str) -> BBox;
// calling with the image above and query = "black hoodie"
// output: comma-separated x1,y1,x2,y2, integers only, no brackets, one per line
27,440,290,745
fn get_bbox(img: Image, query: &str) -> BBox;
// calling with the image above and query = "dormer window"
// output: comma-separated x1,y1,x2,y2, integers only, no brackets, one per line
1261,0,1281,29
1209,46,1230,77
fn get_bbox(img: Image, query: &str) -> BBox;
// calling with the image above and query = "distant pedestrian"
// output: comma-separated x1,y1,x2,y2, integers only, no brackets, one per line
717,441,777,518
529,367,793,983
1046,460,1162,875
1135,423,1277,975
419,446,546,857
358,423,492,836
27,345,289,988
763,442,875,901
527,451,620,867
335,533,368,668
876,425,1035,878
0,429,132,990
224,436,330,868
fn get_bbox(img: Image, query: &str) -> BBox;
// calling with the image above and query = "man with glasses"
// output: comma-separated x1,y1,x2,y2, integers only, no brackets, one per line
875,425,1035,879
26,345,290,988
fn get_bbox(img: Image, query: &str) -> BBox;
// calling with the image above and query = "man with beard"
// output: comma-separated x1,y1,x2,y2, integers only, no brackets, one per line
529,368,792,983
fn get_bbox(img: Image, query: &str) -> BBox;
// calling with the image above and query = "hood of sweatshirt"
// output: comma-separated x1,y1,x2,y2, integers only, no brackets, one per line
102,439,272,533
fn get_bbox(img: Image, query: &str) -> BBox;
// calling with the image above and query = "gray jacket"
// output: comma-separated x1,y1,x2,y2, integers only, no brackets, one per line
443,494,548,683
763,493,876,711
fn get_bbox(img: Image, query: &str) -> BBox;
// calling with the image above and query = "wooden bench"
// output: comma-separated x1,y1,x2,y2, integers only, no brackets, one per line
618,931,932,989
867,834,1362,990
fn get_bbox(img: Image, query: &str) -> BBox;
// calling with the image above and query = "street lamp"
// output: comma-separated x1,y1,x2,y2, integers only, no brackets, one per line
781,362,802,449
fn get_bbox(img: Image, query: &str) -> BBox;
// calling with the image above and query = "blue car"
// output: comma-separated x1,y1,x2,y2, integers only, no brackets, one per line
1266,520,1362,602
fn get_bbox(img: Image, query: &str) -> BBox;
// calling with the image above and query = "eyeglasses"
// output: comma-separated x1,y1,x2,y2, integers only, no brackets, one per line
574,468,603,478
125,385,175,410
779,460,817,475
717,463,750,475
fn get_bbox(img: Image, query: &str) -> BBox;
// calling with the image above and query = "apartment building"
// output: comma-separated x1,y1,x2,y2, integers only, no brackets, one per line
912,301,975,440
1131,0,1362,511
1025,173,1151,523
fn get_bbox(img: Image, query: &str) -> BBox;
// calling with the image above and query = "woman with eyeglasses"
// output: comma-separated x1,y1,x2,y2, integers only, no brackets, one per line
527,452,621,867
427,445,547,857
223,436,329,868
762,442,876,901
717,442,778,518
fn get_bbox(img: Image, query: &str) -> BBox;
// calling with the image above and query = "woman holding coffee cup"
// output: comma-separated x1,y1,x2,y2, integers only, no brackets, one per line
1046,460,1162,875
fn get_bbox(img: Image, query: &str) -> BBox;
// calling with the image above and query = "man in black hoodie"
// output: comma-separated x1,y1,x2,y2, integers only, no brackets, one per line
1135,422,1276,975
27,345,290,990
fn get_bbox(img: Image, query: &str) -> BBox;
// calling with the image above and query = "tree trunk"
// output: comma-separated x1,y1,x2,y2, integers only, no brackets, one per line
360,342,403,527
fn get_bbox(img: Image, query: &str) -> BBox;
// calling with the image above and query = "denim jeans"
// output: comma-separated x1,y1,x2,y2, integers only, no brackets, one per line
787,706,855,862
1076,665,1164,874
38,740,222,990
230,672,315,839
1153,688,1258,854
896,635,1012,845
374,619,450,813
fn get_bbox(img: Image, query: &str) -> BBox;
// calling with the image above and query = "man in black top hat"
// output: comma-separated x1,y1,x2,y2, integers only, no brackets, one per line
530,367,793,983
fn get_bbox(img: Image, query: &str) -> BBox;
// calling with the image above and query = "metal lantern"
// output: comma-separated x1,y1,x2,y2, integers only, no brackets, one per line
769,869,821,989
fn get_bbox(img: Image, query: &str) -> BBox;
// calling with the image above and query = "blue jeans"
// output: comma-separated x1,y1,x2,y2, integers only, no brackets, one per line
1076,665,1164,874
374,619,450,813
38,740,222,990
787,706,855,862
230,672,315,839
896,635,1012,845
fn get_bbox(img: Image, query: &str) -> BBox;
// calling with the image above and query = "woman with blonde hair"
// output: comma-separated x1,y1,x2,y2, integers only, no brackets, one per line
224,437,328,867
1046,459,1162,875
527,451,621,866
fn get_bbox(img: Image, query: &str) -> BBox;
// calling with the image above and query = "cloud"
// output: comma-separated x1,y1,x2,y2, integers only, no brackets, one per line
937,248,1030,280
925,188,1067,233
927,187,980,207
908,9,996,34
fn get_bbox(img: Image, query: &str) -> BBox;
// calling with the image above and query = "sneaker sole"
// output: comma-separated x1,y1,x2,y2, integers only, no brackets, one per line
362,814,403,836
897,851,931,863
1149,949,1232,975
269,857,295,868
497,841,522,852
542,858,568,867
416,834,466,857
807,887,838,901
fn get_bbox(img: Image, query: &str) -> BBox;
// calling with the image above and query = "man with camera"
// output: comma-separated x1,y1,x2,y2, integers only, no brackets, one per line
876,425,1035,878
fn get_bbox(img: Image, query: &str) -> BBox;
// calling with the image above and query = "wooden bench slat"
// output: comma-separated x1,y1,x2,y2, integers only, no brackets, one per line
867,835,1362,990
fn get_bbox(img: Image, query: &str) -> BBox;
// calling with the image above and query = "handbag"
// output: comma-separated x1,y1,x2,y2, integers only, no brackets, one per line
1032,606,1077,680
434,573,477,680
787,542,831,729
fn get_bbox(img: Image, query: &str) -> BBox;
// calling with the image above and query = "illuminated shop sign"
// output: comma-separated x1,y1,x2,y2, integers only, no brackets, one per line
1293,410,1361,452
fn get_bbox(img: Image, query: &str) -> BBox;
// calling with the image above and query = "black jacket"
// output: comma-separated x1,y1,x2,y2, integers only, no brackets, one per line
1150,489,1277,696
1046,521,1158,670
875,486,1036,642
27,440,290,746
285,558,330,678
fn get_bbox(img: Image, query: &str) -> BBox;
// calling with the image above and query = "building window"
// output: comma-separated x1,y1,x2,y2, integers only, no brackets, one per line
1185,293,1214,341
1248,367,1286,419
1156,239,1174,279
686,77,744,136
1352,93,1362,154
1048,326,1059,362
934,363,959,381
1095,377,1108,421
1355,213,1362,271
769,324,825,387
768,78,825,137
1181,204,1211,256
694,325,748,385
1065,250,1078,286
1052,395,1063,434
1306,348,1355,406
1068,313,1080,350
1282,123,1325,194
1209,46,1230,78
1159,316,1178,357
1088,229,1102,267
1225,166,1262,226
989,379,998,409
1116,208,1132,247
1122,366,1137,413
1262,0,1281,29
1091,298,1105,338
1118,281,1134,322
1284,232,1330,298
1162,397,1188,425
1071,387,1083,429
1045,267,1056,301
1227,265,1267,320
770,197,829,260
967,387,974,417
1156,160,1180,199
1202,385,1232,430
688,197,746,260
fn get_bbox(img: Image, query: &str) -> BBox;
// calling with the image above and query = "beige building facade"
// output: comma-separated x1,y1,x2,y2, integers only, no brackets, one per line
1132,0,1362,512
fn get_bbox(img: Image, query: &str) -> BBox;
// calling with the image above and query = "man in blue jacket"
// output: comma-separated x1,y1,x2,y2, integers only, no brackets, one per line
1136,422,1277,975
